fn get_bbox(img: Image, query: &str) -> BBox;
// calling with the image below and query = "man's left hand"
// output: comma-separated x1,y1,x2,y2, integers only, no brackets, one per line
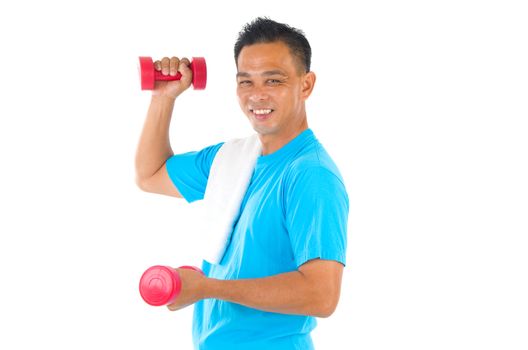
166,267,207,311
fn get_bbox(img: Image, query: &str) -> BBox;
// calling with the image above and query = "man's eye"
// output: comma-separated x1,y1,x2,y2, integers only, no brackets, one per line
239,80,251,86
267,79,282,85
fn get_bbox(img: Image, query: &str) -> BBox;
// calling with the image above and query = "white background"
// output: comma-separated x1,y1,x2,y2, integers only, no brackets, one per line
0,0,527,349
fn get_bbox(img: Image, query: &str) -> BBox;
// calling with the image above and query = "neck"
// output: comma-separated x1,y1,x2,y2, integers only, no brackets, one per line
259,119,309,155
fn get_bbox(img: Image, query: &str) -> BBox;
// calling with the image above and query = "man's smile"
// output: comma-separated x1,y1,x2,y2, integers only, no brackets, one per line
250,108,274,120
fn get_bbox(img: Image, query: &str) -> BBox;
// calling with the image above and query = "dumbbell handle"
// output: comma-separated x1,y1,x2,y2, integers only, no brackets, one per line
153,60,203,81
155,71,183,81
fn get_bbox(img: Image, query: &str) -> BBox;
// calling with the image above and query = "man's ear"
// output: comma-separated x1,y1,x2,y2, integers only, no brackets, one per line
301,71,316,100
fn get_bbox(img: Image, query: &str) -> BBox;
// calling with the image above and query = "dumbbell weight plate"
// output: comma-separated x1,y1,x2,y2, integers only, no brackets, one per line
139,265,182,306
138,56,155,90
190,57,207,90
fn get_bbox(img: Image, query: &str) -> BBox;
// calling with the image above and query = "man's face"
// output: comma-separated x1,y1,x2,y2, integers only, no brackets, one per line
236,41,312,137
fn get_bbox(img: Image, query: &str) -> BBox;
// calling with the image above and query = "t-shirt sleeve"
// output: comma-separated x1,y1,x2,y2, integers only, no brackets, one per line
285,167,349,267
165,142,224,203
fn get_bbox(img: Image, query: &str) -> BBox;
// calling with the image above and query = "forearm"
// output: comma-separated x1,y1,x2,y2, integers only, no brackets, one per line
135,95,176,181
203,270,336,318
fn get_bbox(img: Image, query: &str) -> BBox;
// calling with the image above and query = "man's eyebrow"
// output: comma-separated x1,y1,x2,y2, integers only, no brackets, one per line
236,70,288,78
262,70,287,77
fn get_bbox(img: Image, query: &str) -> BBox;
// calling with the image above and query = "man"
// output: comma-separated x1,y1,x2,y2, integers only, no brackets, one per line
135,17,349,349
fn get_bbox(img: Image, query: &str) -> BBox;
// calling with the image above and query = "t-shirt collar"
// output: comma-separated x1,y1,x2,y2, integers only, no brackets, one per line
256,128,314,167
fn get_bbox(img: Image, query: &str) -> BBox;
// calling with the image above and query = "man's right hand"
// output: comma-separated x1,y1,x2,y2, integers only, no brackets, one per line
152,56,193,99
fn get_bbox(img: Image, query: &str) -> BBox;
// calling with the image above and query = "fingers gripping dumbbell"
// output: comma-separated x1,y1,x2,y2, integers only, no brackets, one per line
138,57,207,90
139,265,204,306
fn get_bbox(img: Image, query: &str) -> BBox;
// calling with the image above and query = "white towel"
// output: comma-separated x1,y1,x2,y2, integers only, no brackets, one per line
200,134,262,265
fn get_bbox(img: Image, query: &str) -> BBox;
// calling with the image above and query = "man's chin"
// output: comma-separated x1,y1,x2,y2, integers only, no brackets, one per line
250,123,278,136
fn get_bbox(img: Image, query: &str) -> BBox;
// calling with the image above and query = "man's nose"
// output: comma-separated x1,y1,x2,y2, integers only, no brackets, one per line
248,86,269,102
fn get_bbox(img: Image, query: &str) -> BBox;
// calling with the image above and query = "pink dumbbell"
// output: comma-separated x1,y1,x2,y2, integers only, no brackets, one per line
138,56,207,90
139,265,204,306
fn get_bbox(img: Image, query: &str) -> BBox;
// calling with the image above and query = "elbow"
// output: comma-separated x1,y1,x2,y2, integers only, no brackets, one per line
298,261,343,318
135,175,151,193
310,286,340,318
314,297,339,318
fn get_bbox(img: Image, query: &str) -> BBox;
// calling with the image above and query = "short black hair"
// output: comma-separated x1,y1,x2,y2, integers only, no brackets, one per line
234,17,312,73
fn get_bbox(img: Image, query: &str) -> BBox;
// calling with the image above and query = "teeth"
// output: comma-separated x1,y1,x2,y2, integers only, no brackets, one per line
253,109,272,115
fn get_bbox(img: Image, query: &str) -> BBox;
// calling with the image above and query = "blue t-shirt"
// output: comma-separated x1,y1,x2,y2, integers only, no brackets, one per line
166,129,349,350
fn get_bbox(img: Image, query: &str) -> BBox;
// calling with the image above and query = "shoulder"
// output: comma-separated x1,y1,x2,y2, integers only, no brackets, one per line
280,147,348,214
166,140,225,176
200,141,225,157
286,138,346,188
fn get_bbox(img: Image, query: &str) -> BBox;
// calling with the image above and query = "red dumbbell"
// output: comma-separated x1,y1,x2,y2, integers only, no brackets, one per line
138,56,207,90
139,265,204,306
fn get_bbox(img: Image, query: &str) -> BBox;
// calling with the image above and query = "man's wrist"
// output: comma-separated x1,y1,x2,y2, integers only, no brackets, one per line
151,94,176,105
201,277,221,300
